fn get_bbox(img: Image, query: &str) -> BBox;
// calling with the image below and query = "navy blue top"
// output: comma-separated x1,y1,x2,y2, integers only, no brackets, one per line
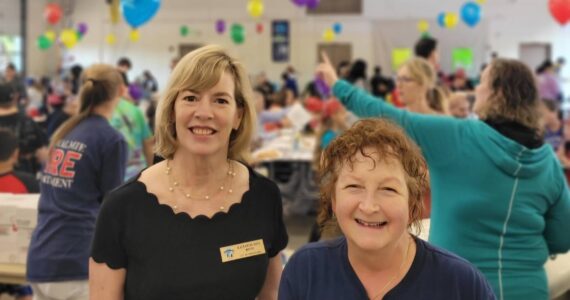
279,236,496,300
27,115,127,282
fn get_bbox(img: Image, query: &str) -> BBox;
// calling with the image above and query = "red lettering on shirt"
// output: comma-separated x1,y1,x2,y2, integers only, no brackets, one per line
59,151,82,178
45,149,64,176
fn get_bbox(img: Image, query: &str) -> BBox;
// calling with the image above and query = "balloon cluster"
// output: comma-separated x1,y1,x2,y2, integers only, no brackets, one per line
291,0,320,9
436,1,482,29
549,0,570,25
322,22,342,42
37,19,89,50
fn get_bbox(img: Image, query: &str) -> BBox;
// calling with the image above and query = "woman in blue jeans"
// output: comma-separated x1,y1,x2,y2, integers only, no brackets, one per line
314,53,570,300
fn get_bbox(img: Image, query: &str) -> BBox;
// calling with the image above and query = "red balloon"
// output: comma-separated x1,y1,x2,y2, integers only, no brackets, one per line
256,23,263,34
44,3,62,25
549,0,570,25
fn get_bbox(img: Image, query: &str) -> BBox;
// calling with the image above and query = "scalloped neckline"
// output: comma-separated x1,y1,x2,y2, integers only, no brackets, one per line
133,166,255,221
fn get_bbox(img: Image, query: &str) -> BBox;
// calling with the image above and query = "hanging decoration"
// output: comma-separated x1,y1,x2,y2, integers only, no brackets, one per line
180,25,189,37
322,28,335,42
129,29,140,42
461,2,482,27
109,0,121,24
37,35,53,50
60,29,79,49
45,30,57,42
106,33,117,45
121,0,161,28
256,23,264,34
230,23,245,44
216,19,226,34
44,3,63,25
247,0,264,18
549,0,570,25
417,20,429,33
332,22,342,34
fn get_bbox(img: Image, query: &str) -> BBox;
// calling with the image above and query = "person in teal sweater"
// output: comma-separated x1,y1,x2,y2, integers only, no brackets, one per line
316,53,570,300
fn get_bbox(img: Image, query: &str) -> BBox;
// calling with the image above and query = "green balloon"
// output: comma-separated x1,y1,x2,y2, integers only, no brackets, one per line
37,35,52,50
76,31,83,41
421,32,431,38
230,24,245,44
231,33,244,44
180,25,189,36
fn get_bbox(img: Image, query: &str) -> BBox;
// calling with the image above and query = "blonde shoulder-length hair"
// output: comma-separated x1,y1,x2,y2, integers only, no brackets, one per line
154,45,256,163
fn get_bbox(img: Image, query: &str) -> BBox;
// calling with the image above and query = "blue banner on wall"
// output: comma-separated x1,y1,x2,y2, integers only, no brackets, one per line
272,20,289,62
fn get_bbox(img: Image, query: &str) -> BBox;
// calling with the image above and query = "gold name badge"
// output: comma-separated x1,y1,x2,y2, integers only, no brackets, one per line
220,239,266,263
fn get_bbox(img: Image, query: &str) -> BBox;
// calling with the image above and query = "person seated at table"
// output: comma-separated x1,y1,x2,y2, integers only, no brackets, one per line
0,129,34,300
279,119,495,299
316,52,570,300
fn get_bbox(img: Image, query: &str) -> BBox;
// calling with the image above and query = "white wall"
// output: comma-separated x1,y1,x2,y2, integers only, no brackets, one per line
24,0,570,95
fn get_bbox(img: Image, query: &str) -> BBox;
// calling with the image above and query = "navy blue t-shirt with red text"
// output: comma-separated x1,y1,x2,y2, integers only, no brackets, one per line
27,115,127,282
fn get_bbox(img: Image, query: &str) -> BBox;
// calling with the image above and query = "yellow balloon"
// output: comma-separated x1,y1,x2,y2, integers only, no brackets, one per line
129,30,140,42
417,20,429,32
106,33,117,45
60,29,78,49
323,28,335,42
475,0,486,4
45,30,56,42
247,0,264,18
444,12,459,28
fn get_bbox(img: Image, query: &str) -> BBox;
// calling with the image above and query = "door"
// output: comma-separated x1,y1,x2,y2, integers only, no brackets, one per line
317,43,352,71
519,43,551,72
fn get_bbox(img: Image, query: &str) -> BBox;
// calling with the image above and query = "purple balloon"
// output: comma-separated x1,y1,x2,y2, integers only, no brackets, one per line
306,0,320,9
291,0,307,6
129,84,144,102
215,20,226,34
77,22,88,35
315,77,330,99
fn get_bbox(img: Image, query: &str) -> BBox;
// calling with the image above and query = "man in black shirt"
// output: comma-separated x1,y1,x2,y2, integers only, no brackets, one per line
370,66,395,99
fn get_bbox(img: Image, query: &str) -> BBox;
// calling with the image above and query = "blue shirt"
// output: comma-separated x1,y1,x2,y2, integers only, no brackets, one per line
279,236,496,300
27,115,127,282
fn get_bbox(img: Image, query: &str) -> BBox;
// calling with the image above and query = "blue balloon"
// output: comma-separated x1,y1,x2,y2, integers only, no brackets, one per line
332,22,342,34
461,2,481,27
121,0,161,28
437,12,446,28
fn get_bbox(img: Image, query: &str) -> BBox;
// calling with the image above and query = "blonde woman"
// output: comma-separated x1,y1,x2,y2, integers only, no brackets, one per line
90,45,288,300
27,65,127,300
396,57,448,115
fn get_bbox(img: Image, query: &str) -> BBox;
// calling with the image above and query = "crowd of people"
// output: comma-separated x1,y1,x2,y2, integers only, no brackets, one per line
0,33,568,300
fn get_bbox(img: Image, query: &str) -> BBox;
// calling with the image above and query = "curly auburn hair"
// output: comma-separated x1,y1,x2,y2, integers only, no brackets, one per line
317,118,429,237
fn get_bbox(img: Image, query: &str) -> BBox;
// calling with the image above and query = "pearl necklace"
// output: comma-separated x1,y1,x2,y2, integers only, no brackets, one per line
165,160,236,212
